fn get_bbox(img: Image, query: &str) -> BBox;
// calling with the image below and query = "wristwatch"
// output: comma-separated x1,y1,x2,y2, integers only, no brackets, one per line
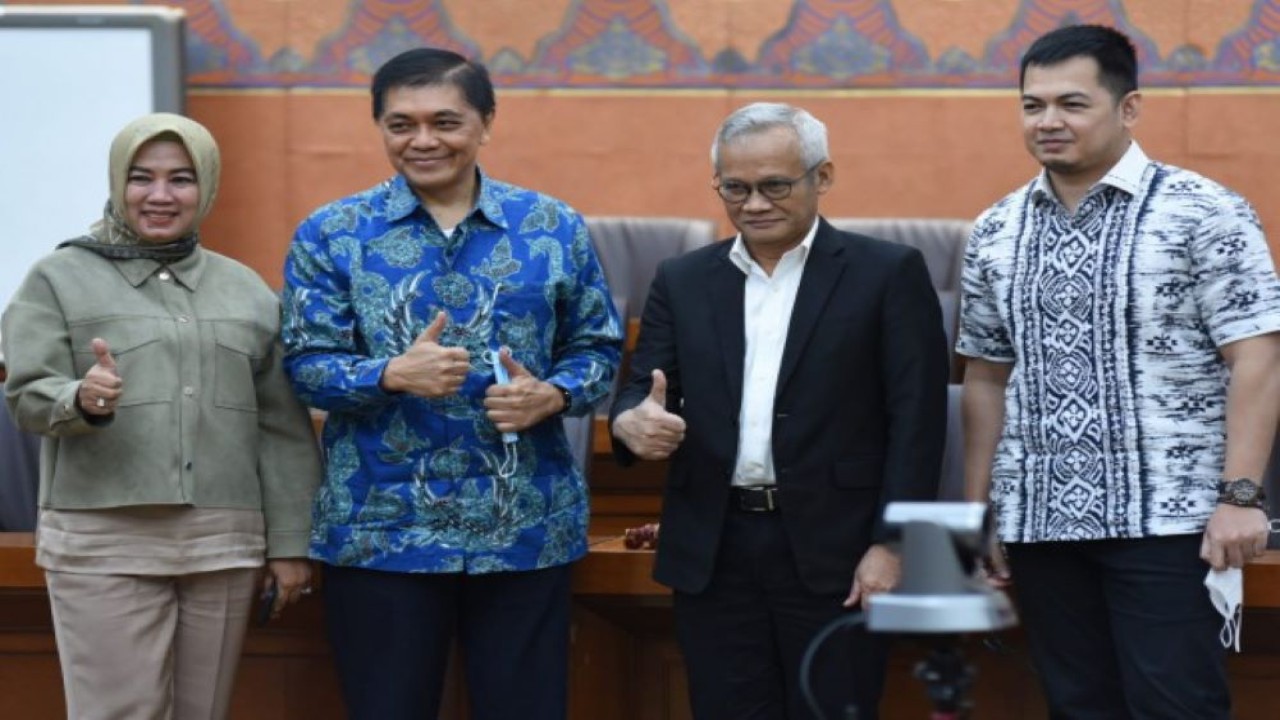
1216,478,1267,510
550,383,572,416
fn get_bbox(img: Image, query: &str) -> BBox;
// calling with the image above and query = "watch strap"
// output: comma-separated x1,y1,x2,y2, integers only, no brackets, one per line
550,383,572,416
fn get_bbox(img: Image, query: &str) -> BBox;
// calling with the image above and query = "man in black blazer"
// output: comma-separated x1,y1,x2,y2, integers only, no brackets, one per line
611,102,949,720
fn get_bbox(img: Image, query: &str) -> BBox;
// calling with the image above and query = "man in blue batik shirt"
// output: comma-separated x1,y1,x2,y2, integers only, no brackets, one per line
281,48,621,720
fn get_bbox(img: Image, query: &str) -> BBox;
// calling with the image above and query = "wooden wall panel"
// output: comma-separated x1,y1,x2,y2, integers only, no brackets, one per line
187,90,1280,297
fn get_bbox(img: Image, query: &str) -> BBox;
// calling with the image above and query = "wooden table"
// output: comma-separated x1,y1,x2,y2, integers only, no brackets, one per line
6,534,1280,719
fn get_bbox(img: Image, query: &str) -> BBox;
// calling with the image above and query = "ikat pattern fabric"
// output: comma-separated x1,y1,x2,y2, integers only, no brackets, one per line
958,144,1280,543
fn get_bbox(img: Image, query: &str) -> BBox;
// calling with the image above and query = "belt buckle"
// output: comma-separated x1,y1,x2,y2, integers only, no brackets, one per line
739,485,776,512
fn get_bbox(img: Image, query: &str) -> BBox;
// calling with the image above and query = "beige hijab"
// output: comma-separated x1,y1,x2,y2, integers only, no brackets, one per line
88,112,221,246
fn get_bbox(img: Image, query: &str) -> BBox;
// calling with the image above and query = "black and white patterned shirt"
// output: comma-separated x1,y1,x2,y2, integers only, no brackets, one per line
958,143,1280,543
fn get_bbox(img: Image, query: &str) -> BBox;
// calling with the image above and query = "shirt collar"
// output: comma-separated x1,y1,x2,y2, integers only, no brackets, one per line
114,246,207,289
383,168,509,231
728,216,819,275
1031,141,1151,204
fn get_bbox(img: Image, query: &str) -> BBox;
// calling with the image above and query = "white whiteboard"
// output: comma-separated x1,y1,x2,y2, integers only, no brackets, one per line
0,7,184,308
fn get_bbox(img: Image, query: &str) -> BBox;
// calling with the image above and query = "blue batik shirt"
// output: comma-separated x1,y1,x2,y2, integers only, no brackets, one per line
282,171,622,573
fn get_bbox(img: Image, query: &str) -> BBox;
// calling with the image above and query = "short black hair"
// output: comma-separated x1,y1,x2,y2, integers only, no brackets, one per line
1019,25,1138,101
370,48,496,120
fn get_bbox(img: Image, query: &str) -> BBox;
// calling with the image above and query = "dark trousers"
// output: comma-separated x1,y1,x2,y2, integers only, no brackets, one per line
322,563,571,720
1005,535,1230,720
674,507,887,720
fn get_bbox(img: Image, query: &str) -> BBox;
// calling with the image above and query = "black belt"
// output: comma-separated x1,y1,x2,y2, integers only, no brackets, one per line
730,485,780,512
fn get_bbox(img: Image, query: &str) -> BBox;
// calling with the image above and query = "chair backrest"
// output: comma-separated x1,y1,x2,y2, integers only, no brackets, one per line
939,383,965,501
585,217,718,430
586,216,718,321
562,413,594,482
825,217,971,292
1265,424,1280,549
0,399,40,531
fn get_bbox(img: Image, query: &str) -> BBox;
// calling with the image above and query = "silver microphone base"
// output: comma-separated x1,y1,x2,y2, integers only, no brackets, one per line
867,591,1017,634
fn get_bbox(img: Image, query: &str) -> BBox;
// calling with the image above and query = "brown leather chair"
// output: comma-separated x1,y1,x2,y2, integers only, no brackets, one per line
1265,423,1280,549
0,380,40,532
939,383,965,501
563,411,595,481
585,216,718,322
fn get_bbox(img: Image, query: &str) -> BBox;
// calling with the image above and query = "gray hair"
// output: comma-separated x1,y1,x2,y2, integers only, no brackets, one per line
710,102,829,171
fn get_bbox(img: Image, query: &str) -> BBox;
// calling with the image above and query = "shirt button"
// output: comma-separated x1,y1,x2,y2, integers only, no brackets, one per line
185,461,193,471
177,316,189,323
158,271,172,281
183,386,194,396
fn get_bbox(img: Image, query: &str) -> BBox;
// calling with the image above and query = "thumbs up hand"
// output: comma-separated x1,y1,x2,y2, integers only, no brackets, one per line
380,311,472,398
78,337,124,416
612,369,687,461
483,347,564,434
646,368,669,408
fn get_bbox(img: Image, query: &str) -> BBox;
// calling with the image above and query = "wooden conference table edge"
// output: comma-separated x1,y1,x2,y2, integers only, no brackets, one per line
0,533,665,595
4,533,1280,607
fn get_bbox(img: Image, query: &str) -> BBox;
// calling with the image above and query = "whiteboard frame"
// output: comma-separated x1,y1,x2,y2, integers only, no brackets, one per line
0,5,185,112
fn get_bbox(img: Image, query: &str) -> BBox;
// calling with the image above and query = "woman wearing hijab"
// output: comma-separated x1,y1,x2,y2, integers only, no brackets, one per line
1,113,321,719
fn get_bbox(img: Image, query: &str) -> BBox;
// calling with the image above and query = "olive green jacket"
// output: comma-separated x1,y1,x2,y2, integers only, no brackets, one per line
2,246,321,557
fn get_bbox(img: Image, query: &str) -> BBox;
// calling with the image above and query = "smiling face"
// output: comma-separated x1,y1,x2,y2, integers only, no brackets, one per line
378,82,492,203
1021,55,1140,188
715,126,832,259
122,139,200,243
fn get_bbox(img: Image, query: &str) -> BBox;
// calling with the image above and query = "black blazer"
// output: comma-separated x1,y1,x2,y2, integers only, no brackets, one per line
611,218,949,596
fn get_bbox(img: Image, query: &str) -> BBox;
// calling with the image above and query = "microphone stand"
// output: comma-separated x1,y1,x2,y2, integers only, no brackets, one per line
914,636,975,720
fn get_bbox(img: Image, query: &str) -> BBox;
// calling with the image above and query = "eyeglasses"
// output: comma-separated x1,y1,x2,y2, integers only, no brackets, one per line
714,162,823,203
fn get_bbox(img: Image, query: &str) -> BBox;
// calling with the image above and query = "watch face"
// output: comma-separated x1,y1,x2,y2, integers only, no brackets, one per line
1225,479,1263,505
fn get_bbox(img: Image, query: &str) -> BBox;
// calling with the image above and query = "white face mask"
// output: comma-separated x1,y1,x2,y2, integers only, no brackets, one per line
1204,567,1243,651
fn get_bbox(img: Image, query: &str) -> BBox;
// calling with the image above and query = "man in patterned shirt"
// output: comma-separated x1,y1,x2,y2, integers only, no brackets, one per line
281,48,622,719
959,24,1280,718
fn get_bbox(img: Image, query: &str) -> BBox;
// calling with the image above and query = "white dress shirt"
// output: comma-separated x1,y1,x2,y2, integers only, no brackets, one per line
727,218,819,487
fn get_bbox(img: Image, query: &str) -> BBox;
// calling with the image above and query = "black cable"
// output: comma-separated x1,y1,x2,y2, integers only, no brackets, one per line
799,611,866,720
979,631,1039,676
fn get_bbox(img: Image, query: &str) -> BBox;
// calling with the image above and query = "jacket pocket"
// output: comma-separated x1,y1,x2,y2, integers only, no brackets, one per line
69,318,168,406
829,456,884,489
213,321,269,412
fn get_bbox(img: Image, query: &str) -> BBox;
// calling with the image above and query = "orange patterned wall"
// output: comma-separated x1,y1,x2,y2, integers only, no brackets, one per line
8,0,1280,283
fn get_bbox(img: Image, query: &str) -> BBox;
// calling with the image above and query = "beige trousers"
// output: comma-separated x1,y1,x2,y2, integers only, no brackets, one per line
45,568,258,720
